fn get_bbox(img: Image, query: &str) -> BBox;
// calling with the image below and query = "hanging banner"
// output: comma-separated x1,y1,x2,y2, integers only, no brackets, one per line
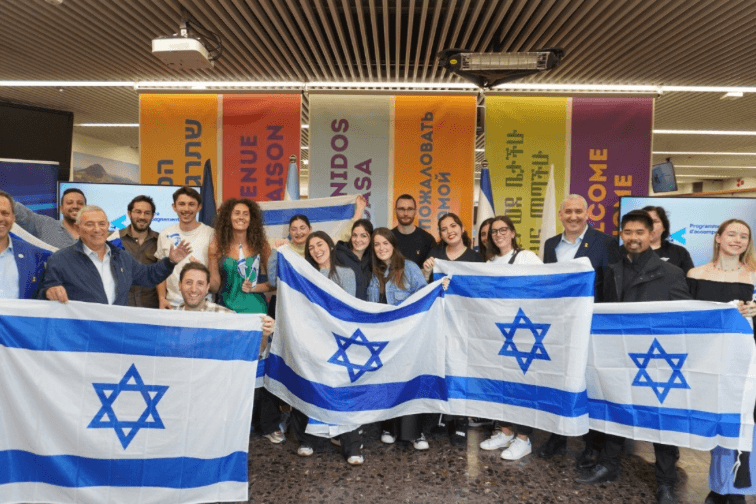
308,95,392,227
392,96,476,238
486,97,568,252
570,97,654,236
140,94,218,188
222,94,301,202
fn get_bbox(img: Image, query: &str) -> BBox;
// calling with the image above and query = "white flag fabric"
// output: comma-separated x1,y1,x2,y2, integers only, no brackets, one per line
9,223,57,252
258,194,356,242
265,247,449,426
0,300,262,504
474,166,495,246
538,165,557,261
588,300,756,451
433,258,596,437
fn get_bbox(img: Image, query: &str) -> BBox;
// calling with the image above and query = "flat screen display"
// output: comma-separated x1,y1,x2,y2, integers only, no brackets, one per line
59,182,202,233
651,162,678,193
619,196,756,267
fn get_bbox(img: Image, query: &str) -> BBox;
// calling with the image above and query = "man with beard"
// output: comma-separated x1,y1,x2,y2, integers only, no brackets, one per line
119,195,160,307
391,194,435,268
576,210,690,504
12,188,86,249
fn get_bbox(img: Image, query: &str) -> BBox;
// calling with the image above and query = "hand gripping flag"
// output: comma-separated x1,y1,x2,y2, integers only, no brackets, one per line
588,300,756,451
264,247,449,426
0,300,262,504
433,257,596,437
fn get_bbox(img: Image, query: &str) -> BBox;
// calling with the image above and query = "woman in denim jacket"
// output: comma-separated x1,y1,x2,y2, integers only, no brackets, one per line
366,227,429,450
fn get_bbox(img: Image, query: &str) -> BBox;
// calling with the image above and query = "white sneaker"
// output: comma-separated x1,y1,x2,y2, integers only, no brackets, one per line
413,433,429,450
480,431,514,450
347,455,364,466
381,431,396,444
297,445,314,457
501,437,531,460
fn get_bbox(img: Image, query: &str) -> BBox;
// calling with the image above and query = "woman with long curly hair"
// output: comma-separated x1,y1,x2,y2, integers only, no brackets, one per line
208,198,272,314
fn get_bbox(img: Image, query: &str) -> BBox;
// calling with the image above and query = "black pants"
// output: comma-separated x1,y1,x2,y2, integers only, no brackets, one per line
291,408,319,448
253,387,282,436
382,414,423,442
338,428,362,459
599,434,678,486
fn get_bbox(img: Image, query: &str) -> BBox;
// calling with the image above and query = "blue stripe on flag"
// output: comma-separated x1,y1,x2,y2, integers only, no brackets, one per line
263,203,354,226
25,203,57,211
267,354,447,410
446,376,588,418
278,253,442,322
0,450,247,487
432,271,595,299
591,310,753,335
0,315,261,362
589,399,741,439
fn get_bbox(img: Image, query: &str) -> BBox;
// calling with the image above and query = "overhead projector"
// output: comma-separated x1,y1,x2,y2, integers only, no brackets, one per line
152,36,214,70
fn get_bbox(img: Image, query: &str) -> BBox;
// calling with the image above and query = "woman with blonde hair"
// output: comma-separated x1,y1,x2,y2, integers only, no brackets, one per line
687,218,756,504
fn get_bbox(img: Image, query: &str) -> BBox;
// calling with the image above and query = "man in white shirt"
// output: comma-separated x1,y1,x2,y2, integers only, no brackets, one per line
155,186,215,309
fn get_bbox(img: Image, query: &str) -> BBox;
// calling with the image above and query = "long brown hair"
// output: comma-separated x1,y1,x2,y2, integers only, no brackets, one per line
713,218,756,271
305,231,342,283
486,215,520,261
437,213,471,248
214,198,270,265
371,227,406,292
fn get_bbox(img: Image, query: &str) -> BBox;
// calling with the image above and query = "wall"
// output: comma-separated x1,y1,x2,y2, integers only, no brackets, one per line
71,132,139,168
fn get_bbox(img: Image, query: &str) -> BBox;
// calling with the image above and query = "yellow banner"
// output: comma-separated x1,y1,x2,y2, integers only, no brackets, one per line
486,97,567,252
393,95,476,238
140,94,218,187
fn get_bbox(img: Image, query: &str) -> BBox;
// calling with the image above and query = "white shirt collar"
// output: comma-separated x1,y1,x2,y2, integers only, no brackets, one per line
82,242,111,260
560,225,589,245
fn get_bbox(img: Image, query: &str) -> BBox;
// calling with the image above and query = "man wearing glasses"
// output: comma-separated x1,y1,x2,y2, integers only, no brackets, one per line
119,195,161,308
392,194,436,268
536,194,621,468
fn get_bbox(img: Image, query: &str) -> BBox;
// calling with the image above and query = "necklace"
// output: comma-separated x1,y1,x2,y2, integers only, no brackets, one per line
715,262,742,272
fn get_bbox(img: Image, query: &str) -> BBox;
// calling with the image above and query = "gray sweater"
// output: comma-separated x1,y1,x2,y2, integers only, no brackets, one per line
14,201,77,249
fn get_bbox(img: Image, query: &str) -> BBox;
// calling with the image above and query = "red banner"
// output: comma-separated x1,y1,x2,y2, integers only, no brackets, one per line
222,95,301,201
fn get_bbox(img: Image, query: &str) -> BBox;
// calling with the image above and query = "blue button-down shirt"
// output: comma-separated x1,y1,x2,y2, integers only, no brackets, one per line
83,243,117,305
555,226,589,263
0,237,19,299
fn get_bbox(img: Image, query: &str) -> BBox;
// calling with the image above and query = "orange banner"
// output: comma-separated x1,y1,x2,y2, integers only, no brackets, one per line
222,95,301,202
139,94,218,187
392,96,476,238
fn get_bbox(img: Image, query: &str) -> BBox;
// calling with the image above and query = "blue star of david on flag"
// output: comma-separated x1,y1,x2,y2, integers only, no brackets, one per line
496,308,551,374
88,363,169,449
629,338,690,403
328,329,389,383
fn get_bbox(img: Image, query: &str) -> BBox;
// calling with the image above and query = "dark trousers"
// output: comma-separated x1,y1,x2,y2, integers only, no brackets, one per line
338,428,362,459
546,430,601,449
382,414,423,441
253,387,282,436
599,434,678,486
291,408,319,448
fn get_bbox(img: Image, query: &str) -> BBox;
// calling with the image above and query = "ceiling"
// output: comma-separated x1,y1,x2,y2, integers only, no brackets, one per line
2,0,756,186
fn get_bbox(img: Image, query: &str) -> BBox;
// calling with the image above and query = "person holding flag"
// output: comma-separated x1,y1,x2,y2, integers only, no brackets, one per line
474,159,495,252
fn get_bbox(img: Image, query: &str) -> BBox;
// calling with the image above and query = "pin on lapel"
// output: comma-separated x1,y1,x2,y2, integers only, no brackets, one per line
17,253,24,258
584,243,589,248
120,267,124,272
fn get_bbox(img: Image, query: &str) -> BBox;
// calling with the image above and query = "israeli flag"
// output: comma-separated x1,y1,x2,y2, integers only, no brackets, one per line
434,258,596,436
9,223,57,253
259,194,357,242
589,301,756,451
473,164,495,248
0,300,262,504
265,248,449,426
283,156,300,201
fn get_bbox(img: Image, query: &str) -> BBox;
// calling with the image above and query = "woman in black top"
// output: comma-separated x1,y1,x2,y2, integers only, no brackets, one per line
422,213,483,446
333,218,373,301
643,205,695,274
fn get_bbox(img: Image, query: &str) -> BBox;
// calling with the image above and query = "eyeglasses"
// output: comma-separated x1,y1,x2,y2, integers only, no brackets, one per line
490,227,510,236
131,210,153,217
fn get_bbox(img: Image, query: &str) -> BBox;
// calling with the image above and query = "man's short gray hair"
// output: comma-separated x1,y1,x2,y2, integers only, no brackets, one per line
76,205,108,224
560,194,588,211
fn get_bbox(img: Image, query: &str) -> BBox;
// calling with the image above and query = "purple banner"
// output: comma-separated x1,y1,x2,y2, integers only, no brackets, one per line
570,97,653,236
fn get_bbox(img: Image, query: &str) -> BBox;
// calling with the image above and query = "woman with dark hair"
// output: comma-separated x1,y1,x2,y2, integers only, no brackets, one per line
485,215,542,265
293,231,363,465
333,218,374,301
688,219,756,504
478,217,494,258
642,205,695,274
478,215,541,461
208,198,271,313
367,227,429,450
422,213,483,446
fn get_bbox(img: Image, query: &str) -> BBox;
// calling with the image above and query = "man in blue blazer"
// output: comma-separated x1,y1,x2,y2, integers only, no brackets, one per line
0,191,51,300
537,194,621,466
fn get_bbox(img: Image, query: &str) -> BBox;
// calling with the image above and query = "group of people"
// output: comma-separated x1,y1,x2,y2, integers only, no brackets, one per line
2,186,756,504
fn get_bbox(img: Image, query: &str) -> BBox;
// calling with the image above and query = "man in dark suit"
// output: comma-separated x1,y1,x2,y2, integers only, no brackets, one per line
537,194,621,466
0,190,50,299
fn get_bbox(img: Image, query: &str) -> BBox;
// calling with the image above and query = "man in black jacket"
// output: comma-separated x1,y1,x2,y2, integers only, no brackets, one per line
576,210,690,504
